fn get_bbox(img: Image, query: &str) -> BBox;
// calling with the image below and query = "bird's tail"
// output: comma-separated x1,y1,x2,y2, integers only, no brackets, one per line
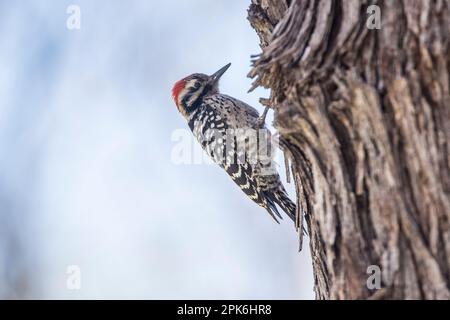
264,186,296,223
265,186,308,250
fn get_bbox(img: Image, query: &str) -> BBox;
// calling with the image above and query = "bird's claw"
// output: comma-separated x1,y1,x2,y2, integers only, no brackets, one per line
255,105,270,129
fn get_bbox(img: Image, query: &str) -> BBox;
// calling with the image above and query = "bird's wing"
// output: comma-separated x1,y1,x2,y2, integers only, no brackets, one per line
220,94,260,122
193,95,283,222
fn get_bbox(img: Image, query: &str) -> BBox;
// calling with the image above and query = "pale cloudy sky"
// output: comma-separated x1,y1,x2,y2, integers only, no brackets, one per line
0,1,314,299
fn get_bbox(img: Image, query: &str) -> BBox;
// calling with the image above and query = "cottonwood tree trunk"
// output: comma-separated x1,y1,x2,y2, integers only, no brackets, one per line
247,0,450,299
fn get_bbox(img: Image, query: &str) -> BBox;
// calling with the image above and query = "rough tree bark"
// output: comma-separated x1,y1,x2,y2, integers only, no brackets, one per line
247,0,450,299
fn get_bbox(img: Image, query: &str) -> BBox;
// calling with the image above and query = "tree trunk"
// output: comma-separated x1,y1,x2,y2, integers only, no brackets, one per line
247,0,450,299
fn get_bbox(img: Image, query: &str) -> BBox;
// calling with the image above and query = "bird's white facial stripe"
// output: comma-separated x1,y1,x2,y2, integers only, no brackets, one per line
187,88,203,105
177,85,190,107
178,79,205,108
185,80,198,90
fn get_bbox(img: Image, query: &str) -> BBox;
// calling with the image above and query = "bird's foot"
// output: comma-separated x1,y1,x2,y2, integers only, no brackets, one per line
255,105,270,129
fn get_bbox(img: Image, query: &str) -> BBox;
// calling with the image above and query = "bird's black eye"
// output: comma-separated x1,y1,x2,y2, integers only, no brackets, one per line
193,81,201,90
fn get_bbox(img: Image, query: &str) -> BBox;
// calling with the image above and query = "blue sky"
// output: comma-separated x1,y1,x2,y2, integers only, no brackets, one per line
0,1,313,299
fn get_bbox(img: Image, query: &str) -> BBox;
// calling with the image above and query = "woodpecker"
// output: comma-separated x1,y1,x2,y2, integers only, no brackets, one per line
172,63,296,223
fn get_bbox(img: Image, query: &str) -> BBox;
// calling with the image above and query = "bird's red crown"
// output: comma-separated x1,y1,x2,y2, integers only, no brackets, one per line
172,78,186,106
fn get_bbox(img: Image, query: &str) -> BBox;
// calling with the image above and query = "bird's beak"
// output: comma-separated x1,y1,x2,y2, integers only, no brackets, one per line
209,63,231,84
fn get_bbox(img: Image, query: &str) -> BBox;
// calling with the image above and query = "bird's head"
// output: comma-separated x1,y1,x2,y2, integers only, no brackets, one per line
172,63,231,117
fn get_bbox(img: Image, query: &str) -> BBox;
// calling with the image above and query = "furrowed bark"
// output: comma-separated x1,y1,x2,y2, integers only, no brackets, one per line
248,0,450,299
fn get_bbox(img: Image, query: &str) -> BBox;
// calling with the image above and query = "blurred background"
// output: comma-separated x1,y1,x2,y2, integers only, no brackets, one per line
0,0,313,299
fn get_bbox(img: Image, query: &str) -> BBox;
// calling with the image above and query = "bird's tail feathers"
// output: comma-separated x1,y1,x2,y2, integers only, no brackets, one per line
265,195,283,224
264,187,296,223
